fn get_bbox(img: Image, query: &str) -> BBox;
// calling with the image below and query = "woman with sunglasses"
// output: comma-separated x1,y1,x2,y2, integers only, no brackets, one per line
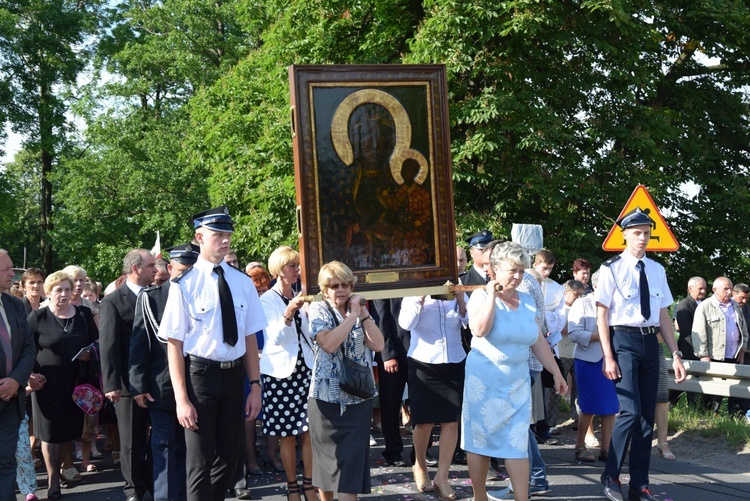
307,262,384,501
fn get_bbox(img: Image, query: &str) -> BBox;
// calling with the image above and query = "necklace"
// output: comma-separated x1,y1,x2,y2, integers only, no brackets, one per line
52,309,74,333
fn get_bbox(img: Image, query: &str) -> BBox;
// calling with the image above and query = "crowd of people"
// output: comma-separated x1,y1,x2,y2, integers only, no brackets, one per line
0,204,747,501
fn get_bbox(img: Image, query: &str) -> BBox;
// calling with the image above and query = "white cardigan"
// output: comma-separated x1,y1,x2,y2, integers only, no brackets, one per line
259,290,315,379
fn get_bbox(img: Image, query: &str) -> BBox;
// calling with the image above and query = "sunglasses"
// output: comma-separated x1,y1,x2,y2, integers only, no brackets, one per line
328,282,351,290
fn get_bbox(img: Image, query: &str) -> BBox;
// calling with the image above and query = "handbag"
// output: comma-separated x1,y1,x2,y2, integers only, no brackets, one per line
325,301,375,399
71,340,105,415
72,383,105,415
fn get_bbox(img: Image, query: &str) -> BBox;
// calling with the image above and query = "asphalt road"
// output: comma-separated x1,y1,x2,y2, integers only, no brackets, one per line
17,426,750,500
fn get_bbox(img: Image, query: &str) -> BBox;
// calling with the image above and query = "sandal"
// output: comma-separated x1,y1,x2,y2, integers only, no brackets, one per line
574,446,596,463
60,467,82,483
433,481,457,500
286,480,301,500
656,442,676,461
412,465,433,492
83,463,98,472
301,477,318,501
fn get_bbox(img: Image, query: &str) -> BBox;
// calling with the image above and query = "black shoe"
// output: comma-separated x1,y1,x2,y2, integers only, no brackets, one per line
452,450,467,465
409,448,438,467
628,487,658,501
601,473,624,501
383,455,407,467
234,487,254,500
124,495,141,501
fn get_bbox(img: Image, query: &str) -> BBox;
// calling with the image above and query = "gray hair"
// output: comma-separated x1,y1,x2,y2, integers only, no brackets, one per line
489,241,530,270
62,265,87,279
155,258,169,274
123,249,150,275
687,276,705,289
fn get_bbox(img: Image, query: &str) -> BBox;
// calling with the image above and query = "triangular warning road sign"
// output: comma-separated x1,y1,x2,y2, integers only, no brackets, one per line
602,185,680,252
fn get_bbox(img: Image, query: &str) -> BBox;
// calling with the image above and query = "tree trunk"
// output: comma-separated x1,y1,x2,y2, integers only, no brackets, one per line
39,81,54,273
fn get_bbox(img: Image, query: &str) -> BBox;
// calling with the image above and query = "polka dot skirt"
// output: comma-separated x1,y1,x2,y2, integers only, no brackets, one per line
261,345,312,436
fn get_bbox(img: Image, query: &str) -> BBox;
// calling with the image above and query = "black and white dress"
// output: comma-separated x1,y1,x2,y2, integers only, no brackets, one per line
260,291,313,436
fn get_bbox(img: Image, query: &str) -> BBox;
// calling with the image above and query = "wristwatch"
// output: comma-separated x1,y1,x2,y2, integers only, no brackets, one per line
672,351,683,359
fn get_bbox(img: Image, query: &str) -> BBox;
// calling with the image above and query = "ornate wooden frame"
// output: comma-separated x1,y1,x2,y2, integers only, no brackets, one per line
289,65,456,295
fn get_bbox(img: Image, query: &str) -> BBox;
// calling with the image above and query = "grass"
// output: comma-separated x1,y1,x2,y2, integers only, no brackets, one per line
668,394,750,449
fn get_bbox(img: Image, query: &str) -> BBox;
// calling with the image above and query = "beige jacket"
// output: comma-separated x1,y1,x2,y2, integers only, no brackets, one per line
691,296,748,360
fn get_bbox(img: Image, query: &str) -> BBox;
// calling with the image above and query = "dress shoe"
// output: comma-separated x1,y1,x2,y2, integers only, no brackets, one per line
383,455,408,467
125,495,141,501
234,487,254,499
601,473,624,501
409,448,438,467
452,450,467,465
628,487,658,501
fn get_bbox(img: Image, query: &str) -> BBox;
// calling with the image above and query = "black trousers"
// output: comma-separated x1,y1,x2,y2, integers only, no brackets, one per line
184,358,245,501
114,396,152,498
378,361,408,461
0,402,21,501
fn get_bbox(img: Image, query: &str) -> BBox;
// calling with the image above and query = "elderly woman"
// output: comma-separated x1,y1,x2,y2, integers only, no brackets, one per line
307,261,384,501
21,268,45,314
462,242,567,501
260,246,316,500
28,272,98,499
399,293,467,499
567,270,618,463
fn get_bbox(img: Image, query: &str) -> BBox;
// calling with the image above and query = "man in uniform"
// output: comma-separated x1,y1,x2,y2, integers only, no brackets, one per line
100,248,158,501
461,230,493,287
159,206,267,501
129,243,199,501
597,208,686,501
0,249,35,501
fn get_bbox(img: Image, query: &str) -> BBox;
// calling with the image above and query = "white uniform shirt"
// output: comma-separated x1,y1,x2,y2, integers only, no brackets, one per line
595,251,673,328
159,257,268,361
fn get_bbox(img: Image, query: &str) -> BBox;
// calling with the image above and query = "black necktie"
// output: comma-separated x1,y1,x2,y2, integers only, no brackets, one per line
214,266,238,346
637,260,651,321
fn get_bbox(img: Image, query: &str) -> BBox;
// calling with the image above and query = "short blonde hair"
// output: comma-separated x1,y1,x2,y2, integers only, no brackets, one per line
44,271,74,295
62,265,86,280
317,261,356,291
490,242,530,270
267,246,300,277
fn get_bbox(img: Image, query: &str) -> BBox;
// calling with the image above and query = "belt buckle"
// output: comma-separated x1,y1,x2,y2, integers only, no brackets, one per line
219,361,233,369
639,326,653,335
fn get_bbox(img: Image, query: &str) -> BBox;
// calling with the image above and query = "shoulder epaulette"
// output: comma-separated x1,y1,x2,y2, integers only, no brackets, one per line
141,283,164,294
171,267,195,283
601,255,622,267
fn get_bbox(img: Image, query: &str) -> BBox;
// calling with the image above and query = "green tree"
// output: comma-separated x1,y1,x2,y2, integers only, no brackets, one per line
185,0,425,263
0,0,103,272
407,0,750,286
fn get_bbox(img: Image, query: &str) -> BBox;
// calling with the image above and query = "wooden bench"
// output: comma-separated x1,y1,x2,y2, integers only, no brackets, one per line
667,359,750,398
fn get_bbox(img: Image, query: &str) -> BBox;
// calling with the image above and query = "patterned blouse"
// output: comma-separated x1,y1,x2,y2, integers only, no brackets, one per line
308,300,377,413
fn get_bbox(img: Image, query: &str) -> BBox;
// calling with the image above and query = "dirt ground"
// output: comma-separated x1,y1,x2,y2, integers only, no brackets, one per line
666,429,750,475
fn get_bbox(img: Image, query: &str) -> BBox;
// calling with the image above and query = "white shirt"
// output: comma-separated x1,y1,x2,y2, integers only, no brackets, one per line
595,251,673,327
159,257,268,361
126,279,143,298
399,295,467,364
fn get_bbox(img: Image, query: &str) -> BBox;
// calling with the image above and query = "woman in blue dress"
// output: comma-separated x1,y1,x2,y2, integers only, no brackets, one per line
462,242,567,501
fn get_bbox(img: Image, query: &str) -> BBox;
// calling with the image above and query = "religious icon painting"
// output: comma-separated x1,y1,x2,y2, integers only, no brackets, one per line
289,65,457,294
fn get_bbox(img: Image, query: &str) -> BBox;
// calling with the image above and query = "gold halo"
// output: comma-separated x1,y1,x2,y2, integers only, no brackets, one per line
330,88,429,185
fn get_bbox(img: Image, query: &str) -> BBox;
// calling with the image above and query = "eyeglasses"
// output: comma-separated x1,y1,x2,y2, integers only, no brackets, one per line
328,282,351,290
